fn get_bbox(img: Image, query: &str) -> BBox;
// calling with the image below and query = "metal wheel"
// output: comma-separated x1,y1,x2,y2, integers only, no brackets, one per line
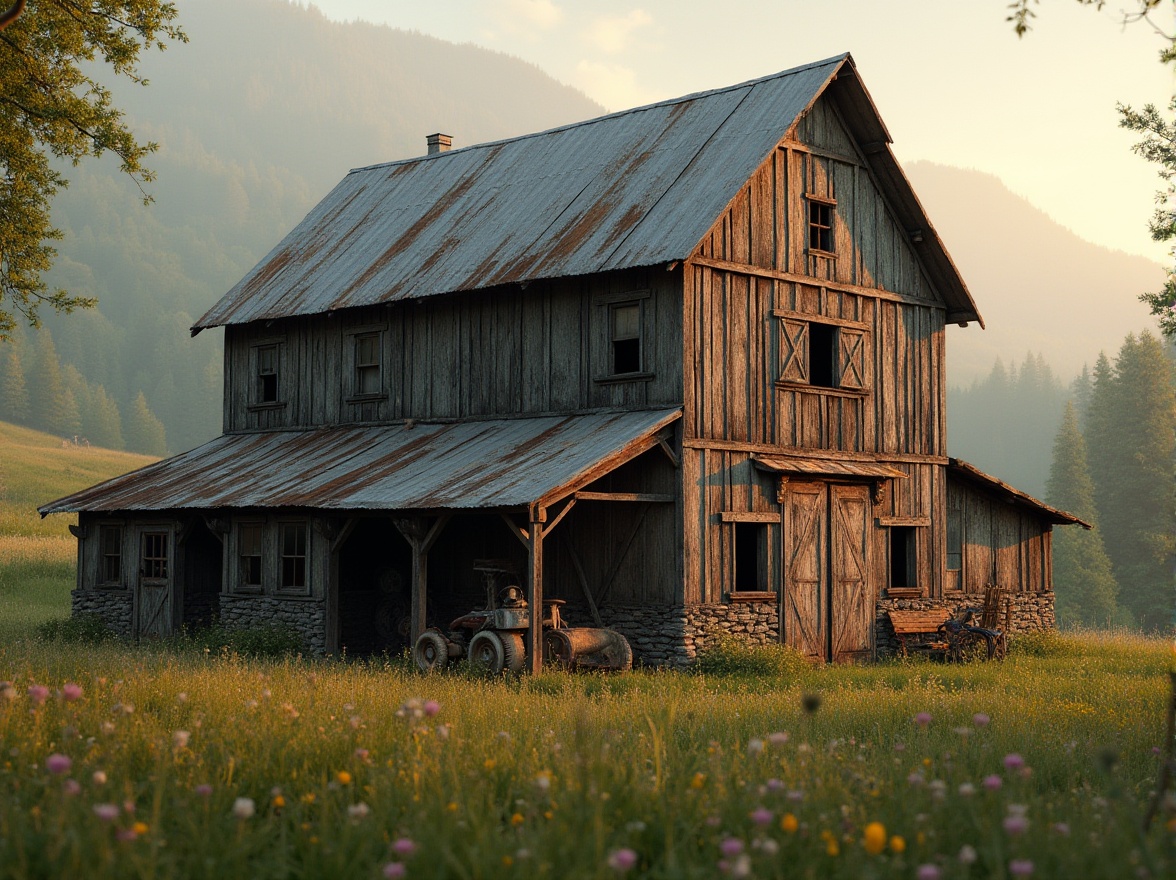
413,630,449,673
950,629,995,663
500,632,526,673
468,630,506,675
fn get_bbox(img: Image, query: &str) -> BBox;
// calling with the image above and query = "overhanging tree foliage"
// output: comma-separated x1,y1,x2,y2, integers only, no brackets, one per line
0,1,184,341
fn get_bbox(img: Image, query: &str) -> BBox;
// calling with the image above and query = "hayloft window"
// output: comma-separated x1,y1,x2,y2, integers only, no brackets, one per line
611,302,642,375
256,344,280,404
279,522,308,592
99,525,122,586
238,522,263,590
353,333,382,396
776,313,868,392
807,197,835,255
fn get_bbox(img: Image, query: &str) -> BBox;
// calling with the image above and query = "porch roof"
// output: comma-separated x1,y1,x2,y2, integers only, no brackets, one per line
39,409,681,516
947,458,1091,528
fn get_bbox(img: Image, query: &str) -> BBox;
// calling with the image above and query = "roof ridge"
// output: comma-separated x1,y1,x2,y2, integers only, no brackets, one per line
348,53,851,176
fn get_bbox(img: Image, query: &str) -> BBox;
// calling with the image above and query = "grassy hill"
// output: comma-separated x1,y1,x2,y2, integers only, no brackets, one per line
0,421,157,638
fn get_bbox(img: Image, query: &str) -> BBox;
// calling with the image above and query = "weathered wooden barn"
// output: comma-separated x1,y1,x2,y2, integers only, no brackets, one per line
42,54,1085,668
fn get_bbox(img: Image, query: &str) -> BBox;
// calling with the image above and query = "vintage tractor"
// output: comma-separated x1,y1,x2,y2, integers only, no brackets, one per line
412,559,632,674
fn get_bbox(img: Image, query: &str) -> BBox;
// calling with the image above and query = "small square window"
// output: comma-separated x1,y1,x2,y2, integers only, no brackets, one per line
141,532,168,580
257,344,279,403
734,522,768,591
354,333,381,395
279,522,307,590
100,526,122,585
239,523,263,589
808,199,834,254
611,302,642,375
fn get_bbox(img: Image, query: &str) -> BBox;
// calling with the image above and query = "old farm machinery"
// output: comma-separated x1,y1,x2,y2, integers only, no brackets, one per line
412,560,632,674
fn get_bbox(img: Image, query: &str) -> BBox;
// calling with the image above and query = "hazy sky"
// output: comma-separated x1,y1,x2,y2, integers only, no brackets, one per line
299,0,1172,265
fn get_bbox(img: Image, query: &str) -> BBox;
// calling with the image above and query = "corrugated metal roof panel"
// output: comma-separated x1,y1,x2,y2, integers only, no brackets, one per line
752,455,908,480
947,459,1090,528
39,409,682,515
194,57,846,329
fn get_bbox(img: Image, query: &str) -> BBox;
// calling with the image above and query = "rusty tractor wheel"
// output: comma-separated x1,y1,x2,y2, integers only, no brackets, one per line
500,632,526,673
468,630,506,675
413,630,449,673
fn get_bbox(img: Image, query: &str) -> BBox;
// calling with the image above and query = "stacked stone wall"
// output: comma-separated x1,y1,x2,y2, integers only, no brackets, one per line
218,595,327,655
874,593,1055,657
71,589,133,638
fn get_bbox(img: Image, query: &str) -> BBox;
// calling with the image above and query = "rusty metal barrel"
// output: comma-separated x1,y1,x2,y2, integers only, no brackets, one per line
544,627,632,671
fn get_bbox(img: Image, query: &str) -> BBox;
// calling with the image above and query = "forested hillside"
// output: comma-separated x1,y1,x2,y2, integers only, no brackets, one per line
0,0,603,454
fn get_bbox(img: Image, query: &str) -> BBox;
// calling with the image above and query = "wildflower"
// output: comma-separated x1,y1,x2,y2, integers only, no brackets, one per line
61,683,83,702
116,828,138,842
63,779,81,796
765,778,784,792
822,833,839,857
889,835,906,853
100,721,116,736
28,684,50,705
747,738,764,755
690,772,706,789
272,794,286,810
347,802,370,820
863,821,886,855
1051,822,1071,836
45,754,72,775
719,837,744,857
1003,753,1025,770
93,803,119,822
93,770,107,785
907,772,925,787
916,865,942,880
132,822,148,835
232,797,255,819
1003,815,1029,836
354,748,370,763
958,782,975,796
768,731,789,746
914,712,932,728
176,692,188,703
1009,860,1035,876
786,789,804,802
780,813,799,833
0,683,16,701
928,780,947,802
750,807,773,826
172,730,190,749
607,848,638,872
423,700,441,717
718,854,752,877
436,724,451,740
392,837,417,857
382,863,407,879
973,712,990,727
446,802,458,812
510,812,525,826
483,759,496,771
535,771,552,791
958,844,977,864
195,784,213,798
336,770,352,786
123,800,136,814
983,774,1003,791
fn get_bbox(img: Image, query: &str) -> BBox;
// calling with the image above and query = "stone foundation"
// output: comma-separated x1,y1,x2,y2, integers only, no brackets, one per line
218,594,327,655
562,601,779,670
875,592,1055,657
71,589,133,638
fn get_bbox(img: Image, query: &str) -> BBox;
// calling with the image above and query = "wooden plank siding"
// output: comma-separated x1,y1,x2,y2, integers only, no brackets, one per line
947,479,1053,595
223,267,684,431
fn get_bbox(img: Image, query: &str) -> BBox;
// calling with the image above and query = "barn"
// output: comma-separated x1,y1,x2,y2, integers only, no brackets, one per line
41,54,1086,668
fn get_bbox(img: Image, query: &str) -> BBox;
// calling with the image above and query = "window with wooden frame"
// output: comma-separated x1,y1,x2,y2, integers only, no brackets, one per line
720,511,778,599
278,521,308,593
594,290,654,382
99,525,122,586
807,196,835,255
352,332,382,397
610,301,642,375
254,343,281,405
946,507,962,573
237,522,264,591
889,526,917,589
776,313,868,392
141,531,168,580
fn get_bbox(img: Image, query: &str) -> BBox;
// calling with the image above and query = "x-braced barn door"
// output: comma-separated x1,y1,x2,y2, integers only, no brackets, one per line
135,527,173,639
782,482,872,663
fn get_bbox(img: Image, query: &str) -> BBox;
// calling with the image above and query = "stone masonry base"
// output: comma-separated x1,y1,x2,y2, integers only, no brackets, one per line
71,589,133,638
218,595,327,655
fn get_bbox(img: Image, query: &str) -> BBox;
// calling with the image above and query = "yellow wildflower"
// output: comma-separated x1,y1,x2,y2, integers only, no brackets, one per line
780,813,799,833
510,812,525,826
446,801,459,812
484,759,497,771
272,795,286,809
890,835,906,853
336,771,352,786
132,822,149,835
502,856,514,867
863,822,886,855
690,772,706,789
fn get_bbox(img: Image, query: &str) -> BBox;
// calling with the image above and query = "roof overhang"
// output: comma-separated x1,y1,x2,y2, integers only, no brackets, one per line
948,458,1090,527
40,409,682,517
752,454,907,480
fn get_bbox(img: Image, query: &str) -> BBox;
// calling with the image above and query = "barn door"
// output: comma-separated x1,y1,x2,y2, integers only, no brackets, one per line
782,482,826,661
135,527,173,639
829,484,872,662
781,482,872,663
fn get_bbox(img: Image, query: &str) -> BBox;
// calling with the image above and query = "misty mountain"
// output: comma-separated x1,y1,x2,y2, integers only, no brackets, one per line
907,162,1164,384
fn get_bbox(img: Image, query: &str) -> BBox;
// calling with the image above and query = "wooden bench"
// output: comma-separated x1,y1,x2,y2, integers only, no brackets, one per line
887,609,952,657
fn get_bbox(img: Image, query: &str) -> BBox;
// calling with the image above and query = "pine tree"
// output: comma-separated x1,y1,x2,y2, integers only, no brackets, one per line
0,346,30,425
1069,365,1092,426
125,391,167,456
1045,402,1120,627
83,384,125,450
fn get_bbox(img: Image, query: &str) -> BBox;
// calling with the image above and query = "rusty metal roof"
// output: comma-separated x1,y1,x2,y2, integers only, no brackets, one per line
752,455,908,480
39,409,681,516
947,459,1090,528
193,55,978,331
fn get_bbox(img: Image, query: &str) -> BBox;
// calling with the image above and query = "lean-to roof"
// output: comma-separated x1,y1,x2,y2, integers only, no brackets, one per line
947,459,1090,528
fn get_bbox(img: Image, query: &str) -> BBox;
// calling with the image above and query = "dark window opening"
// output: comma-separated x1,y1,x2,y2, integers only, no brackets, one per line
257,344,279,403
100,526,122,584
239,523,263,589
611,302,642,374
808,200,834,253
141,532,168,580
734,522,767,591
354,334,381,395
946,508,962,572
889,526,916,589
280,522,307,590
809,322,837,388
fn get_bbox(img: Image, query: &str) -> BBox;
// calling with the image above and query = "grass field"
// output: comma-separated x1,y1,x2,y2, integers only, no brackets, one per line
1,422,1174,878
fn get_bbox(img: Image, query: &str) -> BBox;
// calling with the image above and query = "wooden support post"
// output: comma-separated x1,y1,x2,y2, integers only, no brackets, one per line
393,515,450,650
528,515,544,675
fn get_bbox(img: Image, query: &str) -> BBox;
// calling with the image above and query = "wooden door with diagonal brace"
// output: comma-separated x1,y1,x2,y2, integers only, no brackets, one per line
782,482,872,663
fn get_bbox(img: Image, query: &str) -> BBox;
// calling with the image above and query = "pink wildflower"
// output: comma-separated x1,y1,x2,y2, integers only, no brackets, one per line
914,712,932,728
392,838,417,857
93,803,120,822
768,731,789,746
92,771,107,785
719,837,744,857
61,683,83,702
28,685,49,705
423,700,441,717
116,828,138,842
983,774,1003,791
1009,859,1035,876
750,808,773,826
45,753,72,775
195,784,213,798
382,864,407,879
607,848,638,872
1051,822,1071,836
63,779,81,796
972,712,990,727
1003,815,1029,836
1003,753,1025,770
916,865,942,880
